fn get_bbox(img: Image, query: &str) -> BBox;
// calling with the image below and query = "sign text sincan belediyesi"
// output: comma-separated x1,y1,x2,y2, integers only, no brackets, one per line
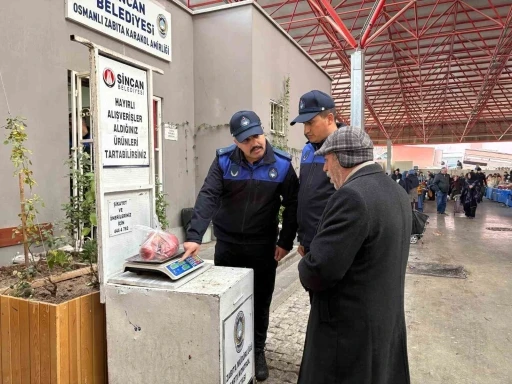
66,0,172,61
99,55,150,167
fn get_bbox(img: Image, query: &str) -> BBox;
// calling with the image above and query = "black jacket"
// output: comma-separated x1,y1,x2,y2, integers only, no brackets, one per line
434,172,451,193
297,123,345,249
405,174,419,193
298,164,411,384
476,171,487,186
187,141,299,250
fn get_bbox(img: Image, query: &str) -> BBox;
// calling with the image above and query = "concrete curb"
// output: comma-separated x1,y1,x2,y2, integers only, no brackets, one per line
271,259,303,312
276,247,300,274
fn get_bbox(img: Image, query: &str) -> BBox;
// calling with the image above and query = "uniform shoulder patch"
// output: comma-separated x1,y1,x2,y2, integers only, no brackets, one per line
216,144,237,156
272,147,292,160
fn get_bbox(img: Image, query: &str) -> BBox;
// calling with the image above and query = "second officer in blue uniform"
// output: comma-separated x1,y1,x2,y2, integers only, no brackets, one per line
290,90,345,258
182,110,299,382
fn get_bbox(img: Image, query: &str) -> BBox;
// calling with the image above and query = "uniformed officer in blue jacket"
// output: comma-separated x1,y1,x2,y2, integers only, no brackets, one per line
290,90,345,257
182,110,299,381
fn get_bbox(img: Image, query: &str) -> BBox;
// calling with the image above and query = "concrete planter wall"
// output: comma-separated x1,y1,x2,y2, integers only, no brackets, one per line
0,291,106,383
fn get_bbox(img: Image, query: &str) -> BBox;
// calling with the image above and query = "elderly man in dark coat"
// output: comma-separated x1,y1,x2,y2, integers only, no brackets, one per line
297,126,412,384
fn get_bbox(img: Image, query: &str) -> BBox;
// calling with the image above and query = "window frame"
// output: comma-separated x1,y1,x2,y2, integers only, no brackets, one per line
270,99,285,136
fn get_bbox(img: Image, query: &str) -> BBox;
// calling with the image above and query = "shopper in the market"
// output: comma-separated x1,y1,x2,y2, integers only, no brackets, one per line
461,171,479,219
474,167,487,202
289,89,345,259
433,167,451,214
405,169,420,209
297,126,411,384
182,110,299,382
391,168,401,181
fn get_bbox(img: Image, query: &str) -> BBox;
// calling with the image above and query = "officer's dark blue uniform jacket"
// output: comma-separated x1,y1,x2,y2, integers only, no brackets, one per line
298,122,345,249
187,141,299,250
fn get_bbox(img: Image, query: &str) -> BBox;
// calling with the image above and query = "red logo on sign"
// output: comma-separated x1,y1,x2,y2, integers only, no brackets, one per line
103,68,116,88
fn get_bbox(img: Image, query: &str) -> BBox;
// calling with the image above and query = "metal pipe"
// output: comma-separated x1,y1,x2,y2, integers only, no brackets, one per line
350,50,365,130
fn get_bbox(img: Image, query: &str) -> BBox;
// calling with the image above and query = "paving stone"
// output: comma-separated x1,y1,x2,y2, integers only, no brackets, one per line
282,371,299,383
260,289,310,384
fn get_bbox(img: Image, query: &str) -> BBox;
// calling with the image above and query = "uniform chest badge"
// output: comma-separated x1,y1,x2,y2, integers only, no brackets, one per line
302,150,311,161
229,164,240,177
268,167,278,180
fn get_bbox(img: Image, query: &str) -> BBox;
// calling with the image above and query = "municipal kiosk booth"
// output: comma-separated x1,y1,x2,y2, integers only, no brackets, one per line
71,35,255,384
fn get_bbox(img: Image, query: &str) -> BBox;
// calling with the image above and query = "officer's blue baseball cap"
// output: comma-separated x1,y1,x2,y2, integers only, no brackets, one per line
230,110,264,142
290,90,336,125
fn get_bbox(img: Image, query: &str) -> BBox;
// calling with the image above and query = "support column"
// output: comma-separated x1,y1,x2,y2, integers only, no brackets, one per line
350,50,365,130
386,139,392,175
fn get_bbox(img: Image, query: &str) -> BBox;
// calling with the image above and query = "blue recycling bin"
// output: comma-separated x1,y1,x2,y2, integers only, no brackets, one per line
491,189,498,201
497,190,507,203
501,190,512,207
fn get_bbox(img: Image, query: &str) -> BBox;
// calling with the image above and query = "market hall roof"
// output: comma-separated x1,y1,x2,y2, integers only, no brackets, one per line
185,0,512,145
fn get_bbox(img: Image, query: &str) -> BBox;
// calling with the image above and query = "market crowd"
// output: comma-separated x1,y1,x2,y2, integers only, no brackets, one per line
391,166,511,219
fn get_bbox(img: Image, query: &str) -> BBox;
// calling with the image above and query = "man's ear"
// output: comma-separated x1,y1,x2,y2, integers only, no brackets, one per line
329,112,336,125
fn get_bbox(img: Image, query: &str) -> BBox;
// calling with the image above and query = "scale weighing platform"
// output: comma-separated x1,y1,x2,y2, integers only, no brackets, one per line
123,250,206,280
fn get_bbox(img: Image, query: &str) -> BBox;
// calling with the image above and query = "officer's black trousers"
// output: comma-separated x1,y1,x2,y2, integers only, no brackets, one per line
214,240,277,353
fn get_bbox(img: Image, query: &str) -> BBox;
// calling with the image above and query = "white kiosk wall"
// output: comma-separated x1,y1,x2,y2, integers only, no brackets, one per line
74,35,164,303
96,54,154,299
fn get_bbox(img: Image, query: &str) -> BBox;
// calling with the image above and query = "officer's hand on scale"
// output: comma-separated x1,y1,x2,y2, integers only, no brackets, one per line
180,241,200,261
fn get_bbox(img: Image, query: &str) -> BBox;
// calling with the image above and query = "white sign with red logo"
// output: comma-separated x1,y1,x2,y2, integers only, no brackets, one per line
99,55,150,167
65,0,172,61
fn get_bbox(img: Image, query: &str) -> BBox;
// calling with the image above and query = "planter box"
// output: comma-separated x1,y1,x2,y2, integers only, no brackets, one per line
0,292,107,384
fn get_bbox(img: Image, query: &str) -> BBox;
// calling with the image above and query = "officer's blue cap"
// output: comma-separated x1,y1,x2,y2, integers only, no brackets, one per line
290,90,336,125
230,110,264,142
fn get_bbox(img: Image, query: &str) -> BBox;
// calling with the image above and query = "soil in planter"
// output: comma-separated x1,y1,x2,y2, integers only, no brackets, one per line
31,275,98,304
0,260,90,295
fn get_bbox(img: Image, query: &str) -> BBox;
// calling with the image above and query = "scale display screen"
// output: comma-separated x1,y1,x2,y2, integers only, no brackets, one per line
166,255,204,277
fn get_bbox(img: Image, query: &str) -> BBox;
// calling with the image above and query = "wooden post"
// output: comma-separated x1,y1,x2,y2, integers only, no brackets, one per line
18,172,30,265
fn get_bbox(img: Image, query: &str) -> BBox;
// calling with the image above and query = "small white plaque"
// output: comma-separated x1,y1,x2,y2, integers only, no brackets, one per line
165,126,178,141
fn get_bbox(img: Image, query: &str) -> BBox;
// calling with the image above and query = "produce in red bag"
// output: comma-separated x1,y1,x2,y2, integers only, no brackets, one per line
139,230,179,261
140,244,155,260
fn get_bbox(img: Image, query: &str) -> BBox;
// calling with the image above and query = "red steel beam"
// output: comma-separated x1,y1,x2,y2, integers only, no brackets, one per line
361,0,417,47
304,23,503,56
360,0,387,48
312,0,357,48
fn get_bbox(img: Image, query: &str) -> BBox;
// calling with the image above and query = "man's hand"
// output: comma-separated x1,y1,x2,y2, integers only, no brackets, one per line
274,246,289,262
297,245,305,257
180,242,201,261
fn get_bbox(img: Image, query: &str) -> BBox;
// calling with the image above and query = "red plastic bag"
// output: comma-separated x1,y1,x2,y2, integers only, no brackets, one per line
139,229,179,261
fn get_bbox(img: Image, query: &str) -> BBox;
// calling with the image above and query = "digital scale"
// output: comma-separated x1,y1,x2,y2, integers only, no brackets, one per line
123,250,206,280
